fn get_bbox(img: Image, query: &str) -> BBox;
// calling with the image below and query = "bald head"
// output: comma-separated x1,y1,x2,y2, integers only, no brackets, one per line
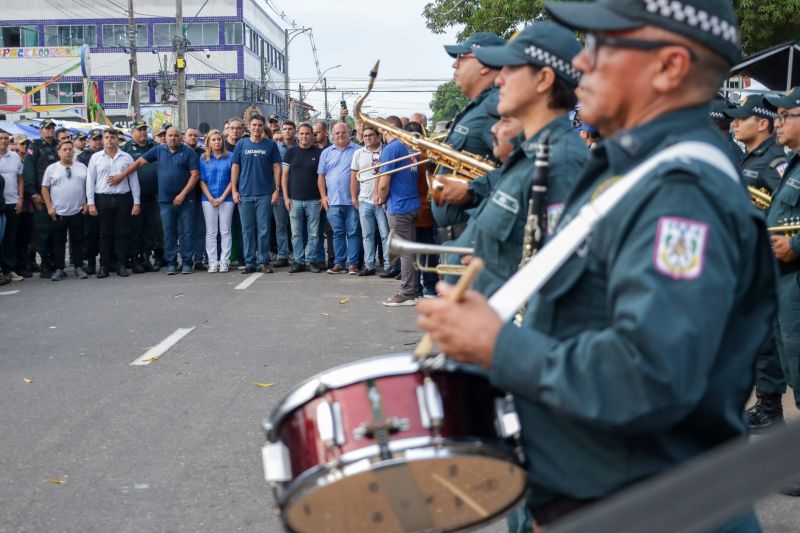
166,126,182,150
332,122,350,148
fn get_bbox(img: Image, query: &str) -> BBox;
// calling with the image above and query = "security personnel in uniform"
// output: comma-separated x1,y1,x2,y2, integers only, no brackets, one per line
725,95,789,431
418,0,774,530
709,99,743,161
432,32,504,242
23,119,58,278
78,128,104,274
466,23,588,297
765,87,800,441
123,120,160,273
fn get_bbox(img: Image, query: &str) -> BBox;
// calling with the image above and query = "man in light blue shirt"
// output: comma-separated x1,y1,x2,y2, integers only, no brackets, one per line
317,123,361,274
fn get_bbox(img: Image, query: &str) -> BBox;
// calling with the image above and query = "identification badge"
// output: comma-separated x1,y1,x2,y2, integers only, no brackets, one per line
653,216,709,280
788,178,800,190
491,190,519,214
742,169,759,178
454,125,469,136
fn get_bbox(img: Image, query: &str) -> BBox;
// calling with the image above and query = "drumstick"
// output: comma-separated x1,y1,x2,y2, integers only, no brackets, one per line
414,257,484,359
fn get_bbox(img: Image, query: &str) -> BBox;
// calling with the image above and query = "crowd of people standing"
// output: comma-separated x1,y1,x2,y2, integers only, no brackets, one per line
0,111,436,306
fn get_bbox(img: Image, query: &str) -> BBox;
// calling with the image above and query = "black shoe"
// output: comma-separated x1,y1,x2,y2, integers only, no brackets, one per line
153,257,164,270
242,265,257,274
747,391,784,434
132,259,146,274
194,262,207,271
308,263,321,273
274,258,290,268
358,268,376,277
85,261,96,275
288,262,305,273
142,259,158,272
117,264,129,277
40,270,53,279
97,266,109,279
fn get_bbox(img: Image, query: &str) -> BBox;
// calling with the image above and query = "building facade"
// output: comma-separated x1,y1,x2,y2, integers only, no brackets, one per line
0,0,287,124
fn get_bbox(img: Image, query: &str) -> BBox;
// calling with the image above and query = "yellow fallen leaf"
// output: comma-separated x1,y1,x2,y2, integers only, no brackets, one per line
23,377,33,384
145,356,159,362
47,478,66,485
339,297,350,304
320,312,329,317
252,382,274,388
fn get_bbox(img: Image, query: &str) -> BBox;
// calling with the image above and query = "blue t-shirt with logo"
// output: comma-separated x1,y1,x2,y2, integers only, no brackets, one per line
232,137,282,197
381,139,420,215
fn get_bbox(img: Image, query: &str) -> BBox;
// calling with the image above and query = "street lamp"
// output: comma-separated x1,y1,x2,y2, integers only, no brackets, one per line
307,64,342,94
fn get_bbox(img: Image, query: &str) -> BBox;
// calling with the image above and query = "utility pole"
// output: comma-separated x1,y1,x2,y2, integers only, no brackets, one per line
174,0,188,131
127,0,141,119
323,77,329,126
298,83,304,122
284,29,290,120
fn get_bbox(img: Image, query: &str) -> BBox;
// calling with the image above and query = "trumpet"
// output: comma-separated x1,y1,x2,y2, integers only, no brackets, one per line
748,186,772,210
769,217,800,235
356,151,429,182
354,61,498,193
388,231,474,276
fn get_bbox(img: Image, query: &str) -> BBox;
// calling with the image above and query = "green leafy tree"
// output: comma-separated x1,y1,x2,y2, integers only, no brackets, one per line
423,0,800,55
430,80,470,125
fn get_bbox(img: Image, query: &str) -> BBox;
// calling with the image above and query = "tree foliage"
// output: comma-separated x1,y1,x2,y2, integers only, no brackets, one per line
423,0,800,55
430,80,470,125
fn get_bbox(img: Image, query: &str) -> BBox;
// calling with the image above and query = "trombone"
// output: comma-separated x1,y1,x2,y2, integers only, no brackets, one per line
356,151,430,182
748,186,771,210
388,231,474,276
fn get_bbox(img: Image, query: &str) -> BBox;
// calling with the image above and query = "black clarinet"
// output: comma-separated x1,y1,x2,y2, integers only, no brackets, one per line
514,132,550,326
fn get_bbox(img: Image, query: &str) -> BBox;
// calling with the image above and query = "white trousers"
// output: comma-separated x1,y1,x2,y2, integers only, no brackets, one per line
202,201,235,264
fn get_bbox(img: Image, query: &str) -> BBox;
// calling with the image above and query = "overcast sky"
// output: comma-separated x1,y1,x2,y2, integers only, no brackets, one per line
265,0,462,120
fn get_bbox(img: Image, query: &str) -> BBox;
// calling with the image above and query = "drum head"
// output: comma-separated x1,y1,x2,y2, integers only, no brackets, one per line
284,454,526,533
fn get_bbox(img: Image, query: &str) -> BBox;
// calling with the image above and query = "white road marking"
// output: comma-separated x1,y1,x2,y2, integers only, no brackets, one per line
0,290,19,295
130,327,195,366
234,273,263,290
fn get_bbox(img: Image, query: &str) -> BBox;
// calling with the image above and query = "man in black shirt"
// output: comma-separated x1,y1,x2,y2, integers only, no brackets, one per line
282,122,323,273
78,128,103,274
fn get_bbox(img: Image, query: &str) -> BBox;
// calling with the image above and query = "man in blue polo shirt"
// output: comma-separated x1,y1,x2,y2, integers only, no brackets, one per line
116,125,199,275
231,114,282,273
377,116,421,305
317,122,361,274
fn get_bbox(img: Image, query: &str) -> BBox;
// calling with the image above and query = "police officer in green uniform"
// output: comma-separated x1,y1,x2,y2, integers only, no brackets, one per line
432,32,504,242
765,87,800,437
418,0,774,530
466,23,588,297
123,120,160,273
725,95,789,431
709,99,744,162
23,119,58,278
78,128,103,274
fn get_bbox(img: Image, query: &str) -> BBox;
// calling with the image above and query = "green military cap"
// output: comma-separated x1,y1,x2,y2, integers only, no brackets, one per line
40,119,56,129
88,128,103,139
75,132,87,140
131,119,148,130
545,0,741,65
473,22,583,86
444,32,506,58
724,95,777,120
709,99,734,121
766,87,800,109
268,114,279,123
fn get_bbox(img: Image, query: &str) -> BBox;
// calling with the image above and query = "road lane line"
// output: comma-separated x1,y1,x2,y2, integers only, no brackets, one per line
130,327,195,366
234,272,263,290
0,290,20,295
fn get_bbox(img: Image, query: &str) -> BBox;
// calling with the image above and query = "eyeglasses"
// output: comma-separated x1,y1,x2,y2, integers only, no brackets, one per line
455,53,475,66
776,112,800,123
584,33,696,69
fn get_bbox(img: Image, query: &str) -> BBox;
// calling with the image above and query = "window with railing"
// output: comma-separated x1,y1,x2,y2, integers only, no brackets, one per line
102,24,147,47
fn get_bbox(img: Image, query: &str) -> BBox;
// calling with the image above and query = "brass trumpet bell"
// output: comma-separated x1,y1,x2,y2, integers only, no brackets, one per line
748,186,772,210
387,231,474,276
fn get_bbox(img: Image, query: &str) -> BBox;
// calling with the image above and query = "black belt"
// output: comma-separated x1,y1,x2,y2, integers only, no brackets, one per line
528,496,596,526
436,223,467,242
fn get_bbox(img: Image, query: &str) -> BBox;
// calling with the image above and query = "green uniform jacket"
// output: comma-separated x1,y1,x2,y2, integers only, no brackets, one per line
469,115,588,296
431,85,498,229
766,152,800,257
488,106,774,530
122,139,159,198
741,137,787,193
23,138,58,195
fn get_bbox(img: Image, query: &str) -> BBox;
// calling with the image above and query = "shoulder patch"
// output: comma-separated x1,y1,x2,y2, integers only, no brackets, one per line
774,161,788,177
454,124,469,136
653,217,709,280
491,190,519,215
546,203,565,236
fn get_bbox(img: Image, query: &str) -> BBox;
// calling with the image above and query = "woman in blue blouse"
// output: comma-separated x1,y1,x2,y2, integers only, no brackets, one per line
199,130,234,272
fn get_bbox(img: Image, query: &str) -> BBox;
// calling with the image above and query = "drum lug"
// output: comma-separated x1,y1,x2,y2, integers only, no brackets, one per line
261,441,292,483
316,400,345,447
352,417,410,441
495,394,521,439
423,376,444,428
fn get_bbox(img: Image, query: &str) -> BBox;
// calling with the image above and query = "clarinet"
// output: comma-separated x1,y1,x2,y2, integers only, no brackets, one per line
513,132,550,327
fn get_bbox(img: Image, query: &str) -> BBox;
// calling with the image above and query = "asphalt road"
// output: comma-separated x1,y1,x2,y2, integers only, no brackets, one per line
1,268,798,533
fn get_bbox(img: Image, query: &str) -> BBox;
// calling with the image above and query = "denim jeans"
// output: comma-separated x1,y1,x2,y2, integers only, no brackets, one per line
327,204,360,268
160,199,196,266
238,195,273,266
273,198,290,260
289,199,320,264
358,201,389,270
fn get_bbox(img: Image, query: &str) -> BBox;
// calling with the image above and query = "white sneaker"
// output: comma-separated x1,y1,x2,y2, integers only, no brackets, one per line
8,271,23,281
219,262,230,273
207,261,219,273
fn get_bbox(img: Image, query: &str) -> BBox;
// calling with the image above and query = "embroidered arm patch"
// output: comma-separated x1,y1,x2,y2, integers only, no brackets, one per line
653,216,709,280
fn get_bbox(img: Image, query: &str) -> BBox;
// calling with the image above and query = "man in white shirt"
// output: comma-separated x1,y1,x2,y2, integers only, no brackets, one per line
86,129,140,278
350,125,389,276
0,129,24,282
41,140,89,280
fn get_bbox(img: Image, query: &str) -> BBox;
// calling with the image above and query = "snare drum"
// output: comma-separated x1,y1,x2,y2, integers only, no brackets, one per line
261,353,526,533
